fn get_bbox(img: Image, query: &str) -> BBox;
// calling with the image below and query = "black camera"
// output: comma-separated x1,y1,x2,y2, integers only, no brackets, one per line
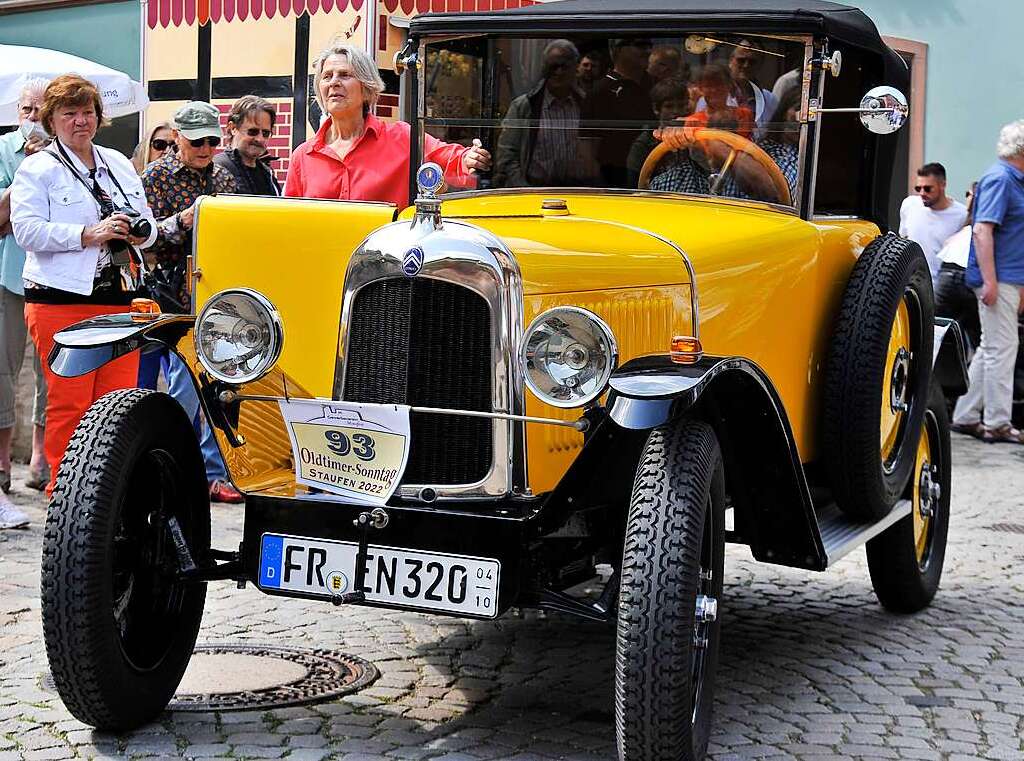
103,206,152,265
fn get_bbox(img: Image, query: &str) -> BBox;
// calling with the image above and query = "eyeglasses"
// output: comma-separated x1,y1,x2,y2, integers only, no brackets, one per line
188,136,221,148
914,185,934,193
150,138,171,151
244,127,273,138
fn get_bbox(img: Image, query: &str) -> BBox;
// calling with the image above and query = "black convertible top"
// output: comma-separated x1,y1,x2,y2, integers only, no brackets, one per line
410,0,890,55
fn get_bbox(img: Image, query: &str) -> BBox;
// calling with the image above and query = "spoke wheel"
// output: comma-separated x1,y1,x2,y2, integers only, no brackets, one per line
911,412,941,570
823,234,934,521
880,298,913,465
112,449,191,672
867,382,950,613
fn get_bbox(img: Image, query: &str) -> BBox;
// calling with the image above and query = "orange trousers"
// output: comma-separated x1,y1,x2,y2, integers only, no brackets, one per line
25,302,139,496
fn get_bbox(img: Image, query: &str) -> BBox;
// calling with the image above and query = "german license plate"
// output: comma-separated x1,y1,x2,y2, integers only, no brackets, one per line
258,533,501,617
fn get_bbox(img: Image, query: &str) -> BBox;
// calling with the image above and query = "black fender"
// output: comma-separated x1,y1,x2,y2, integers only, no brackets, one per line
605,354,827,571
932,317,968,397
48,313,194,378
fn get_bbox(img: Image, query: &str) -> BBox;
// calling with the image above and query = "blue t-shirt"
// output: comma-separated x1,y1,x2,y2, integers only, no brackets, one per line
966,159,1024,287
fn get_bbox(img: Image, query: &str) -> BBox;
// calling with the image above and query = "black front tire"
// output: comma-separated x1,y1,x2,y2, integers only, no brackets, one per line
867,383,951,613
616,421,725,761
41,389,210,730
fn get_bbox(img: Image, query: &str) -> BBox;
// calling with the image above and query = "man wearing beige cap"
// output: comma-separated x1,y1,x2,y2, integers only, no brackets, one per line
141,101,242,503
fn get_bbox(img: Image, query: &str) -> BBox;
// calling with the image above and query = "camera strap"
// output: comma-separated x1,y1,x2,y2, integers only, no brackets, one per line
47,142,146,281
49,140,137,215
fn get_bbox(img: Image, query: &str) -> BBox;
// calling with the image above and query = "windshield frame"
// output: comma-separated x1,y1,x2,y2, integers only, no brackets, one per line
408,30,815,215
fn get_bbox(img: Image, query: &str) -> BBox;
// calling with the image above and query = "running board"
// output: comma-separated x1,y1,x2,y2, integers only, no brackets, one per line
818,499,912,567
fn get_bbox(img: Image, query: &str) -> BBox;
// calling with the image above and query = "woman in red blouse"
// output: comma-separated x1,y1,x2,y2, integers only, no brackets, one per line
284,44,491,207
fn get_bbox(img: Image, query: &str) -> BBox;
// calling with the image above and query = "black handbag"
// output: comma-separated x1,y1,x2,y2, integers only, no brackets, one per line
143,264,188,314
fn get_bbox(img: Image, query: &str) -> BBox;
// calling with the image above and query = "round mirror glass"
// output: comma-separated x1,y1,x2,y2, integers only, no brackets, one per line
859,86,909,135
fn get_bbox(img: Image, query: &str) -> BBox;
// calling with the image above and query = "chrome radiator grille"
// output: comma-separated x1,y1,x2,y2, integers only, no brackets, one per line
343,278,493,486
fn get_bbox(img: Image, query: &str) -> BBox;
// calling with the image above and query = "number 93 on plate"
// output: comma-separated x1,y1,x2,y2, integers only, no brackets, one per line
278,400,411,504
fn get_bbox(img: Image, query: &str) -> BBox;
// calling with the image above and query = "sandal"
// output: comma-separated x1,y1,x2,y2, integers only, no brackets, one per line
981,424,1024,444
25,466,49,492
951,422,984,439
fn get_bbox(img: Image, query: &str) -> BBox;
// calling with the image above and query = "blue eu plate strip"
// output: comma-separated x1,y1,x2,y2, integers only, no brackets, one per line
259,534,283,588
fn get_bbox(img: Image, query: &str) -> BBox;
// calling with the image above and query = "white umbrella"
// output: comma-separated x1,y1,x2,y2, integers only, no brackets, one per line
0,45,149,126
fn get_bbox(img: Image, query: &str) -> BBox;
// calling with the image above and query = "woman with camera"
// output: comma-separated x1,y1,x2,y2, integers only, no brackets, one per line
10,74,157,496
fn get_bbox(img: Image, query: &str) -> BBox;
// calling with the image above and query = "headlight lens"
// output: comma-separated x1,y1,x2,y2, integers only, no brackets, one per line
521,307,617,408
194,288,283,384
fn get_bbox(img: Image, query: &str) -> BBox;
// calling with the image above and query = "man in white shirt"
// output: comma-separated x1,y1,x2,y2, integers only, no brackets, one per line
899,162,968,281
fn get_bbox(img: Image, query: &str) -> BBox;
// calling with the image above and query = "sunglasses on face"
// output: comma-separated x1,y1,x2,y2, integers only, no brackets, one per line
244,127,273,138
914,185,934,193
188,136,221,148
150,138,171,151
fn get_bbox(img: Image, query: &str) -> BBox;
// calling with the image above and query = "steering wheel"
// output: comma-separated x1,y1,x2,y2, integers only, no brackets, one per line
638,127,792,206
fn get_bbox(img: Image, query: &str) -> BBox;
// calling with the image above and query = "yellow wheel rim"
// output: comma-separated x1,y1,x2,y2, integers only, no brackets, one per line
880,299,912,462
911,423,933,565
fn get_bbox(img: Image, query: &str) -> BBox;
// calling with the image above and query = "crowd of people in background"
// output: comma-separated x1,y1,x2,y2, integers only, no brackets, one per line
488,35,802,204
899,128,1024,445
0,42,491,530
0,36,1022,531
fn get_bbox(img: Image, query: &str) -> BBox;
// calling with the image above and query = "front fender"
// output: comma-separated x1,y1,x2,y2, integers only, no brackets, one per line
48,313,195,377
606,354,826,570
932,317,968,397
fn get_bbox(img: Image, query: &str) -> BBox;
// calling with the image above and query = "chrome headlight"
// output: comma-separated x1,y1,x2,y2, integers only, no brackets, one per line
194,288,283,384
521,307,617,408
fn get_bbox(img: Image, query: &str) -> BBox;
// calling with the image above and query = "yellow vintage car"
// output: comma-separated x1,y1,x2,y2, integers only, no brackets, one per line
40,1,968,759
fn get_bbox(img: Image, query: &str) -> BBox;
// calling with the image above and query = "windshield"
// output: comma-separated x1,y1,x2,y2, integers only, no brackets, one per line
421,33,809,208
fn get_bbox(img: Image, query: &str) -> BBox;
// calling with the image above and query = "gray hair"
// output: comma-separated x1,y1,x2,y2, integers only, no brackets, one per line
19,77,49,105
996,120,1024,160
312,43,385,117
543,39,580,62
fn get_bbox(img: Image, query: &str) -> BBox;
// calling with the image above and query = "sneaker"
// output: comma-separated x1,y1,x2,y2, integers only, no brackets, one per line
981,424,1024,444
209,479,244,504
0,502,29,530
951,422,985,439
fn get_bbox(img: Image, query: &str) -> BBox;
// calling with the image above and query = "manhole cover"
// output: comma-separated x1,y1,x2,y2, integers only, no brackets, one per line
41,644,377,712
987,523,1024,535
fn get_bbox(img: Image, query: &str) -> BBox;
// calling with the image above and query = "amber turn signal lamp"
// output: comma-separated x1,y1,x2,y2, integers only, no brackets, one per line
670,335,703,364
130,298,161,321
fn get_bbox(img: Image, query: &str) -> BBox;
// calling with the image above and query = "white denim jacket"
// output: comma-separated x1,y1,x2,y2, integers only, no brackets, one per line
10,140,157,296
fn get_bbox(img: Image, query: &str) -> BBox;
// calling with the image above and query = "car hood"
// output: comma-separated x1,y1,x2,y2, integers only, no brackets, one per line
425,190,816,295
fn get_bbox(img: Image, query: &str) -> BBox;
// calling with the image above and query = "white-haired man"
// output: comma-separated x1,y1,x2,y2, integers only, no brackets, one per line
0,78,50,529
952,120,1024,443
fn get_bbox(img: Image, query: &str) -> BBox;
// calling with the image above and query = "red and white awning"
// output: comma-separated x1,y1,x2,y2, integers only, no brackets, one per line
148,0,535,29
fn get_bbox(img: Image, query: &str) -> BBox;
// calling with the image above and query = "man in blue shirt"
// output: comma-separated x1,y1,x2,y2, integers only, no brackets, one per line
953,120,1024,443
0,78,50,528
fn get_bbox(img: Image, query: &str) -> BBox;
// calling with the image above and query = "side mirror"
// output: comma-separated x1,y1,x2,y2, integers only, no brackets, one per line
808,86,909,135
859,86,909,134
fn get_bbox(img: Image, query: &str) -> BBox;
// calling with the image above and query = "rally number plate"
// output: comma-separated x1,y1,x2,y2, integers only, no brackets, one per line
258,533,501,618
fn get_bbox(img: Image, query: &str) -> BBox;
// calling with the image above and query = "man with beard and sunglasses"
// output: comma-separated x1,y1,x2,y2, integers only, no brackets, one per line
899,162,967,282
142,101,242,504
214,96,281,196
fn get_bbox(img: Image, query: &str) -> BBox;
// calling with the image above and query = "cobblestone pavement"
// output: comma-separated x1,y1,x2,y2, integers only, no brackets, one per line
1,435,1022,761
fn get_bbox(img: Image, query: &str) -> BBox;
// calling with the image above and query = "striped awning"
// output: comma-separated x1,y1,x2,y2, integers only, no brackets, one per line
148,0,534,29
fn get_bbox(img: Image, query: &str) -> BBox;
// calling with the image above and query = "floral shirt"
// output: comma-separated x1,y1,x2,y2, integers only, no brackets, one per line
141,151,236,270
